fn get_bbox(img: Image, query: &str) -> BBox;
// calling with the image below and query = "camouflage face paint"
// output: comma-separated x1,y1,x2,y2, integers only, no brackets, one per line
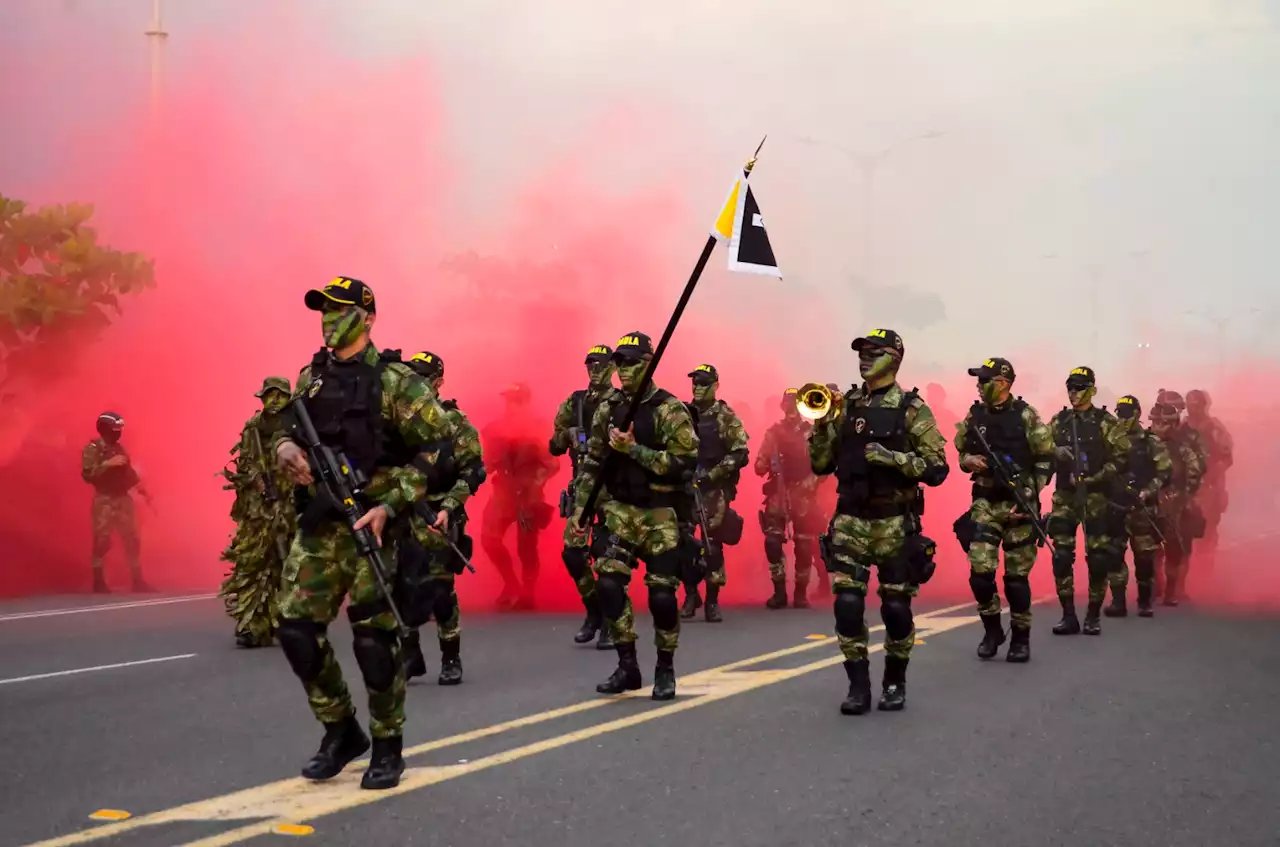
616,360,647,393
692,383,717,406
262,391,290,414
980,379,1007,406
859,350,897,382
1067,386,1095,409
321,307,367,349
587,362,613,389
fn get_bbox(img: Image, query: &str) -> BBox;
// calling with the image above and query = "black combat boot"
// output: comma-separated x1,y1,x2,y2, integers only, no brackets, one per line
680,587,702,619
596,642,642,694
1082,600,1102,635
92,568,110,594
574,597,602,644
652,649,677,701
765,580,788,609
1137,584,1154,618
438,637,462,686
1104,587,1127,618
1052,599,1081,635
360,735,405,790
793,581,811,609
704,584,724,623
839,659,872,715
1005,626,1031,663
976,614,1005,660
301,714,370,780
596,624,616,651
402,631,427,681
877,656,907,712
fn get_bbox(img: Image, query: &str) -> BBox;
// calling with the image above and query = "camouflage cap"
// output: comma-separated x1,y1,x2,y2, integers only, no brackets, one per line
255,376,292,398
304,276,376,314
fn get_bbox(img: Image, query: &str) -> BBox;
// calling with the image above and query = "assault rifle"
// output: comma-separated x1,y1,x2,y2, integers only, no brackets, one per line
290,397,409,637
971,425,1054,550
251,426,290,561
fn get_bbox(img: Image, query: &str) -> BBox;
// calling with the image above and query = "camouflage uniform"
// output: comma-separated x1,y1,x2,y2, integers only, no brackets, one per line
1046,367,1131,636
219,377,297,647
1186,389,1233,553
1149,400,1205,605
755,391,826,608
954,358,1055,662
398,353,485,686
572,331,699,701
683,364,749,622
811,329,949,715
274,277,458,791
550,344,624,648
81,412,148,593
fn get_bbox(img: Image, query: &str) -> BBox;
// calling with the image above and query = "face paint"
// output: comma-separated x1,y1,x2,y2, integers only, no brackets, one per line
692,382,717,405
1067,386,1094,409
321,307,367,349
980,379,1004,405
263,392,290,414
616,360,647,393
859,349,897,382
587,362,613,389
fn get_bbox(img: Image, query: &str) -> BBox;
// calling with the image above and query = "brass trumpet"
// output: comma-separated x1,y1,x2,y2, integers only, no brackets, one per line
794,382,841,422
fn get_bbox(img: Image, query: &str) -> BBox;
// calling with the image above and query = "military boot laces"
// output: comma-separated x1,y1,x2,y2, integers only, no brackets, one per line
360,736,405,791
680,589,702,619
839,660,872,716
437,638,462,686
1137,585,1154,618
1104,589,1128,618
877,657,908,712
301,715,370,781
574,608,602,644
1082,601,1103,635
1005,626,1031,663
704,585,723,623
597,643,642,694
765,581,788,610
402,633,427,681
1052,601,1081,635
652,650,677,701
792,583,811,609
976,614,1006,660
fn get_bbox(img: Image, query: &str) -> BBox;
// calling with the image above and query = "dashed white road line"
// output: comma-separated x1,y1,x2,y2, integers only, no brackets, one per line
0,653,197,686
0,594,218,623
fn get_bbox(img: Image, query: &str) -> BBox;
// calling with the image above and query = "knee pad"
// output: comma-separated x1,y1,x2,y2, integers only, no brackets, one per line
644,547,683,580
1084,550,1114,577
1045,515,1073,538
277,618,328,683
648,585,679,631
1003,574,1031,612
969,570,998,605
562,546,590,582
597,571,628,620
351,626,399,692
972,522,1003,548
1051,548,1074,579
1133,551,1156,580
602,534,640,568
431,581,458,622
880,595,914,641
764,534,784,565
833,591,866,638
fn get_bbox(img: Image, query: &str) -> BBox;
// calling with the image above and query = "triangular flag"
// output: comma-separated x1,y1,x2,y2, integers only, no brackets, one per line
710,173,781,277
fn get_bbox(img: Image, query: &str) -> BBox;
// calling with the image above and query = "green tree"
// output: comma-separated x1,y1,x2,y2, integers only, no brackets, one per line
0,193,155,394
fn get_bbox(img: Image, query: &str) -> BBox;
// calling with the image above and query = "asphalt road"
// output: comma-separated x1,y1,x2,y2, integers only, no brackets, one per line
2,540,1279,847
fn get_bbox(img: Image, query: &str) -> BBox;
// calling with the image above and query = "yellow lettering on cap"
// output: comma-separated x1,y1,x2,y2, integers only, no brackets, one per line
328,277,353,290
984,359,996,368
410,353,434,363
617,334,640,348
784,388,798,395
868,329,887,338
1071,367,1090,376
589,346,609,356
1119,396,1134,405
696,364,713,373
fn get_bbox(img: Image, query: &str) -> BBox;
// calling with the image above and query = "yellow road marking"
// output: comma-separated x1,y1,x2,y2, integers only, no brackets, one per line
27,601,979,847
86,811,129,822
271,824,313,836
804,634,827,640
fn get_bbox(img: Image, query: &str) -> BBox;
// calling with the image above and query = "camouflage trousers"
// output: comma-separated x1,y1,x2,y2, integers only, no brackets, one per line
561,507,599,606
684,485,731,587
761,489,824,586
825,512,917,663
91,494,140,574
1110,506,1160,593
278,523,405,740
594,500,683,652
966,496,1039,630
1047,488,1122,605
404,522,461,644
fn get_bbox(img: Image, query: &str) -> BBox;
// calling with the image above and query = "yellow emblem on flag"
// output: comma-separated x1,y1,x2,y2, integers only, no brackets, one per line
712,179,742,243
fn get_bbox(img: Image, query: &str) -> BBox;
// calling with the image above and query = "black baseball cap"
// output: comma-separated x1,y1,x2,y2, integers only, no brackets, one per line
408,351,444,379
852,328,905,356
688,363,719,384
612,331,654,360
968,357,1016,382
1116,394,1140,419
585,345,613,365
305,276,376,314
1066,366,1096,388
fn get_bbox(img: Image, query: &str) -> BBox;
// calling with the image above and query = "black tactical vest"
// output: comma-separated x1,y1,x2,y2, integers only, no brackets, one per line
301,346,410,479
693,402,727,468
1053,407,1106,484
963,399,1033,477
570,389,612,476
602,388,686,506
1129,428,1157,488
835,389,916,506
418,399,461,497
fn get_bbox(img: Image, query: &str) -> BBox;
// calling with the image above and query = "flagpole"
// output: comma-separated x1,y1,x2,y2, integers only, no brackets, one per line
576,138,766,526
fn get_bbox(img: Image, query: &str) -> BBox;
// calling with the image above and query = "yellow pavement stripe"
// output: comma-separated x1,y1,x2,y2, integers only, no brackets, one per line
25,600,980,847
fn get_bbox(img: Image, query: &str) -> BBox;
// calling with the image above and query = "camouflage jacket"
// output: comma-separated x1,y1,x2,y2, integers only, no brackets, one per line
550,385,625,477
809,382,949,506
82,438,140,497
690,398,749,485
1127,425,1174,502
955,398,1055,492
1048,405,1131,488
275,342,458,517
1163,427,1206,498
223,409,295,522
1187,415,1233,485
421,399,484,513
754,416,819,496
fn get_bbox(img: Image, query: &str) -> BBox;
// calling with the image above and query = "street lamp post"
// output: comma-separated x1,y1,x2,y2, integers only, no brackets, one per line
144,0,168,118
1184,307,1263,382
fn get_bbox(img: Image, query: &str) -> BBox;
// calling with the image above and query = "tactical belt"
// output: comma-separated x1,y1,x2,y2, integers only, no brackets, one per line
837,496,913,521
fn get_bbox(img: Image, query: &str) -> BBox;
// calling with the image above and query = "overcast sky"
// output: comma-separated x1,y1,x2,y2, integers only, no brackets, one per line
3,0,1278,387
